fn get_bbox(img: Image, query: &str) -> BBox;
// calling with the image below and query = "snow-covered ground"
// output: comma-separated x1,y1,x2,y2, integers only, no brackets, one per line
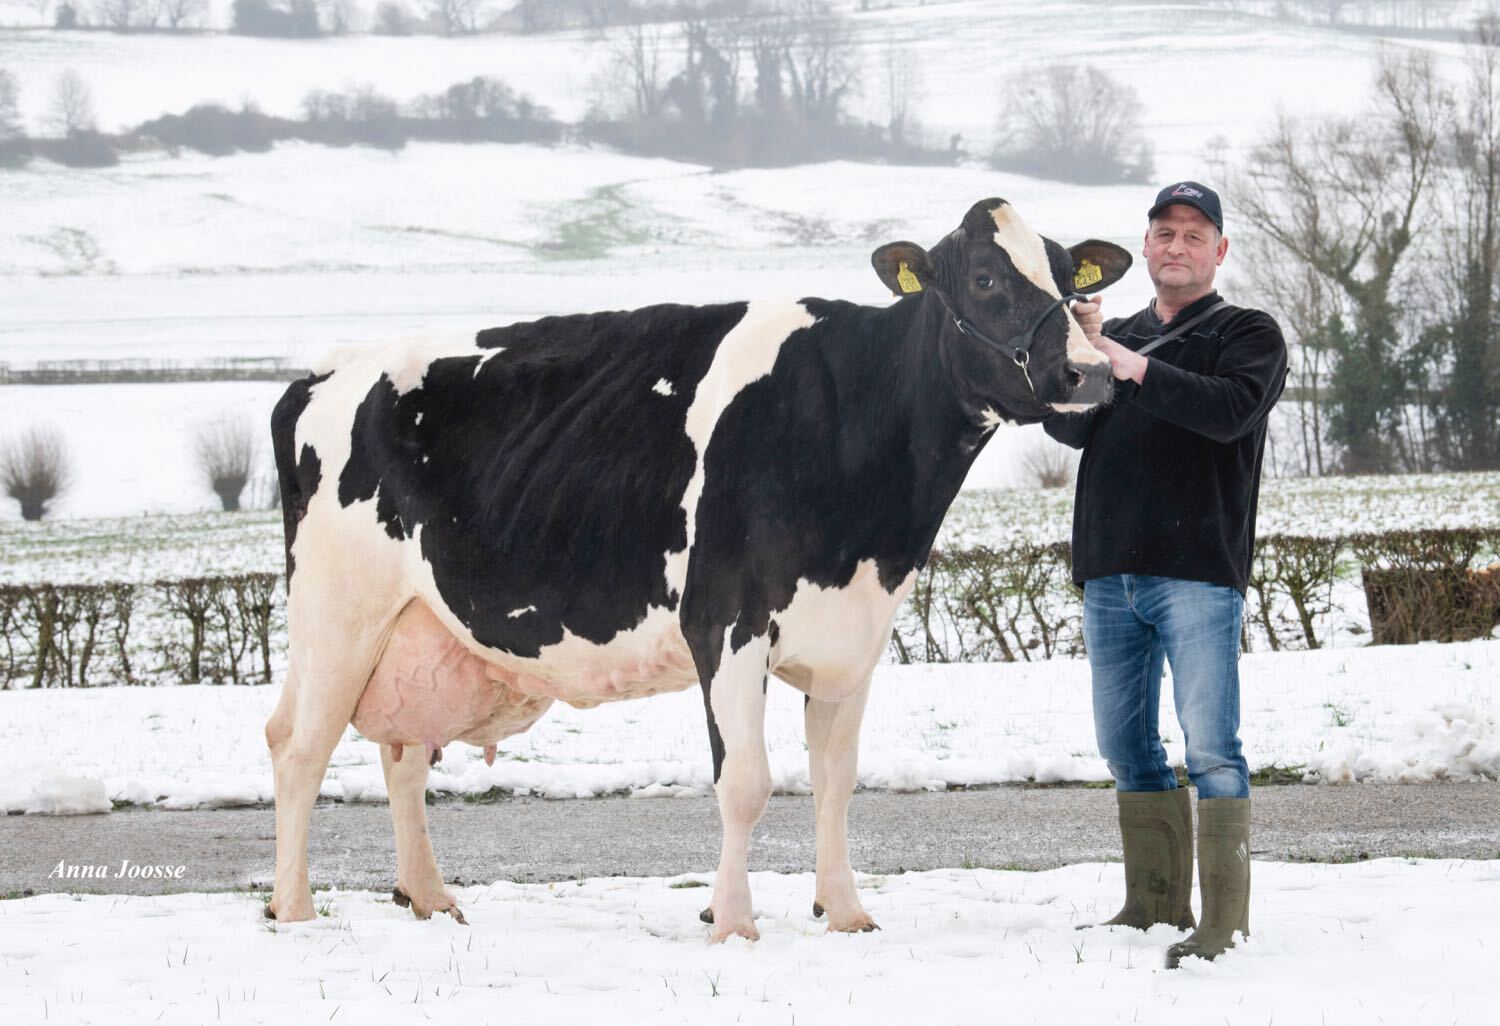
2,638,1493,814
1,859,1497,1026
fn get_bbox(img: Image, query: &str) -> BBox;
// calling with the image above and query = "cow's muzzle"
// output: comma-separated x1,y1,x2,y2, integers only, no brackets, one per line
1063,359,1113,407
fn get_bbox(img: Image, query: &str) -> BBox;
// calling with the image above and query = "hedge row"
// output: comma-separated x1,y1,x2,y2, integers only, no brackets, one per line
890,528,1500,663
1,530,1496,687
0,575,282,688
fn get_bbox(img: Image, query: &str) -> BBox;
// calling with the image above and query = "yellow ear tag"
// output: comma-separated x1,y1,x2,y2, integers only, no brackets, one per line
1073,259,1103,290
896,261,923,294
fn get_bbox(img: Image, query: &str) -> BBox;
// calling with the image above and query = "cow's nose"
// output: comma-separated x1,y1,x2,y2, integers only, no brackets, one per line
1066,360,1113,405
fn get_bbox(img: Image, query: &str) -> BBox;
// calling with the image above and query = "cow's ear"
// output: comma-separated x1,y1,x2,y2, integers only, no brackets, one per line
1066,240,1132,294
872,241,935,298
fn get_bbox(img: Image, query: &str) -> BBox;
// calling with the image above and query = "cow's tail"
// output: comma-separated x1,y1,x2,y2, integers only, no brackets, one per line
270,372,329,583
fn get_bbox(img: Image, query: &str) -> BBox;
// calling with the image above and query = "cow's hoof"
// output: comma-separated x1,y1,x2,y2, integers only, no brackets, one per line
829,918,880,934
265,897,315,923
812,901,825,919
709,919,759,944
392,884,466,924
698,907,714,924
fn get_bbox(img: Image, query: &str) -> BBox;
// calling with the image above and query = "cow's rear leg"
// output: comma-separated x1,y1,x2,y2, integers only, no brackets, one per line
696,632,772,943
806,677,878,933
379,741,466,923
265,649,376,923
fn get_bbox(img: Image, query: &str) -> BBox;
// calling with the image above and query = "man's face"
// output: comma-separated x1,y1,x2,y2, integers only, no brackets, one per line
1143,204,1227,297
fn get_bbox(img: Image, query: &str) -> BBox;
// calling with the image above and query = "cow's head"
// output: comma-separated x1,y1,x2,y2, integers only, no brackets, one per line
872,198,1131,425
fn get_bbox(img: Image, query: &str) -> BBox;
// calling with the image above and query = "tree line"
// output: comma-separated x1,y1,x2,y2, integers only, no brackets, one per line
1233,35,1500,475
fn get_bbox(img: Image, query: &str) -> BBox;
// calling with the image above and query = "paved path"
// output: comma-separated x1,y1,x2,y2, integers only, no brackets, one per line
3,784,1496,897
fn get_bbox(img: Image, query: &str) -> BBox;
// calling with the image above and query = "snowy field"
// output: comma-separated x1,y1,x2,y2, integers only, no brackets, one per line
1,859,1498,1026
2,638,1494,814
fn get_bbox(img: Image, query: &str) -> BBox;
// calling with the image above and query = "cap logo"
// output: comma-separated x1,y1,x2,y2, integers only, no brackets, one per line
1172,184,1205,199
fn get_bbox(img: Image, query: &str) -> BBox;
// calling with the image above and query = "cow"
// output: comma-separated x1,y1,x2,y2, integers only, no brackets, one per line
263,198,1130,940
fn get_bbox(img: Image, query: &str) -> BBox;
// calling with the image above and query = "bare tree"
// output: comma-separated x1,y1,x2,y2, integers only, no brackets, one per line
611,19,668,119
2,427,71,521
48,69,96,136
1233,53,1450,473
1018,435,1077,489
373,0,410,33
1421,24,1500,470
428,0,481,34
0,69,21,141
195,419,257,512
781,0,858,130
994,63,1153,184
157,0,206,28
94,0,157,28
881,37,920,147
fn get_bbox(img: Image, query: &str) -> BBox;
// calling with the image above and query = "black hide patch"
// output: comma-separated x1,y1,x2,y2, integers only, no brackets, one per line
271,371,332,580
334,303,746,659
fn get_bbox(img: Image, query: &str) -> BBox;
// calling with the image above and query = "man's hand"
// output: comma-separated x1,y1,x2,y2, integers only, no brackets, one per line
1073,295,1147,384
1073,298,1103,341
1091,336,1149,384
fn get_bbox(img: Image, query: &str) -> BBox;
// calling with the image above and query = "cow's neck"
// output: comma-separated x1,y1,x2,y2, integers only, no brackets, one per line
823,294,995,571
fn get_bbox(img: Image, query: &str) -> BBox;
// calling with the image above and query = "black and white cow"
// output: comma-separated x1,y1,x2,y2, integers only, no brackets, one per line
264,198,1130,939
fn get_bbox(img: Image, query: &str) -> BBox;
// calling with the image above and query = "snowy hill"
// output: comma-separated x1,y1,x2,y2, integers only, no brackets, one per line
0,2,1482,514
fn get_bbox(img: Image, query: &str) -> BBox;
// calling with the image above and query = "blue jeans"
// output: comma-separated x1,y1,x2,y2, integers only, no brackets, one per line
1083,575,1249,799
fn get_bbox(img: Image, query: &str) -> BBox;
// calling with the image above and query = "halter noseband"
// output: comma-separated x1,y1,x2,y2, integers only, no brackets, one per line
931,289,1086,369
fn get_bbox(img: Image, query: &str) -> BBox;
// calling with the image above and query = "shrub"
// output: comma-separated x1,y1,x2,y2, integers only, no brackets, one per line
1018,436,1076,489
137,104,277,156
2,427,71,521
44,129,119,167
195,419,257,512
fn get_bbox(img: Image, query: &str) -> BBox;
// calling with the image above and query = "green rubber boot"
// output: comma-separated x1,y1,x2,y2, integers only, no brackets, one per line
1082,787,1196,931
1166,798,1251,968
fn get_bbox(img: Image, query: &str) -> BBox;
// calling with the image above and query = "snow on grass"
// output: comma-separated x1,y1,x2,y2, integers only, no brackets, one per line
4,471,1495,577
1,859,1497,1026
0,639,1493,814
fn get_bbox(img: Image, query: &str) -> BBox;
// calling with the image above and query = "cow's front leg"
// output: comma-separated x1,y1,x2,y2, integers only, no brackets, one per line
696,631,772,943
806,677,878,933
379,742,465,924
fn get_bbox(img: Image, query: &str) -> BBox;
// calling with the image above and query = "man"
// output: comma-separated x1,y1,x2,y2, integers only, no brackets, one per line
1045,182,1287,968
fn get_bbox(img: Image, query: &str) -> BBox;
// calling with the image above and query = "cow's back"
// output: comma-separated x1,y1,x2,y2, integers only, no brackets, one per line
279,302,753,668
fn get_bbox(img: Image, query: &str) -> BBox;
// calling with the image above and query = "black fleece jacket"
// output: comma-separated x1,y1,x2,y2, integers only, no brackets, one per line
1043,291,1288,594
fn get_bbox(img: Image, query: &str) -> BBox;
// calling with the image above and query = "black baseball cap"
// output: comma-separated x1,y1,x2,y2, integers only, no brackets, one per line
1147,181,1223,232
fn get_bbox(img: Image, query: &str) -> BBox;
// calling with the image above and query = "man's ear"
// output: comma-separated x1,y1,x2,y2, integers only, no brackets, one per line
1066,240,1132,294
872,241,935,298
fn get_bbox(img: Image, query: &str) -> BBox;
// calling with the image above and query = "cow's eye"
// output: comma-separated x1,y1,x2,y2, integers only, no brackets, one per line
974,274,994,289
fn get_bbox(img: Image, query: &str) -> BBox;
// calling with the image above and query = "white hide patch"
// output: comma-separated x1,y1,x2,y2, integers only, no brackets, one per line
663,299,817,595
652,378,674,397
770,560,917,703
989,204,1059,299
979,406,1009,430
473,346,505,377
508,605,537,618
987,205,1108,370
